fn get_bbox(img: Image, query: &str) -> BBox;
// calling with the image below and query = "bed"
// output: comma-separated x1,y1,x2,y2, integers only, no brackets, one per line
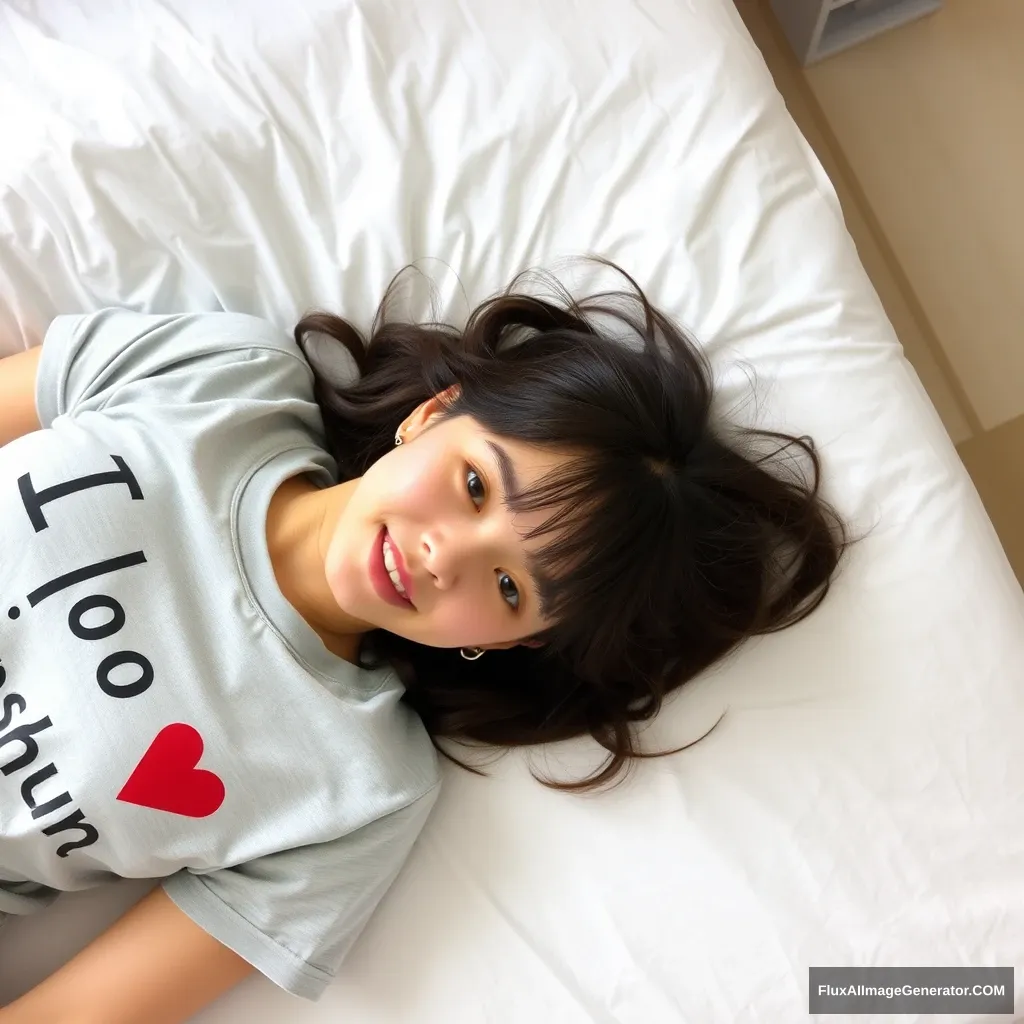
1,0,1022,1021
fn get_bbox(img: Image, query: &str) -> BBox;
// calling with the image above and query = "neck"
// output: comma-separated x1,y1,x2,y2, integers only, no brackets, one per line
265,474,368,664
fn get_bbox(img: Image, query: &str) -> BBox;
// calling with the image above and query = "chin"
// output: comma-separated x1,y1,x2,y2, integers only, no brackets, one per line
323,551,360,610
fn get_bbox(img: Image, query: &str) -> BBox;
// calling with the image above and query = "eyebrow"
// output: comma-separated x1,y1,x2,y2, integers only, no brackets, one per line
485,440,521,510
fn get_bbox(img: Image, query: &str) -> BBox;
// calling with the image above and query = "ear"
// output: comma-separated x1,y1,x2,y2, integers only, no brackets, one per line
399,384,461,442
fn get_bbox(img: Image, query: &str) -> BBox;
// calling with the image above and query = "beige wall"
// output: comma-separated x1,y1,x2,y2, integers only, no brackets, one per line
803,0,1024,434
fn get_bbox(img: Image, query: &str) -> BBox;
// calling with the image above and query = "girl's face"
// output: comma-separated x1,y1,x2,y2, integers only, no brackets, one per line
323,398,571,650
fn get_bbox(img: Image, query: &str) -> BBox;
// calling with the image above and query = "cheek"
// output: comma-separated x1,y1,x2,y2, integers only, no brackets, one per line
428,594,500,646
423,580,534,649
366,445,448,514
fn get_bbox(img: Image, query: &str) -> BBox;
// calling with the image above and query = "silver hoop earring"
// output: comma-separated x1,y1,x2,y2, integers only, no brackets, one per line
460,646,485,661
394,431,403,446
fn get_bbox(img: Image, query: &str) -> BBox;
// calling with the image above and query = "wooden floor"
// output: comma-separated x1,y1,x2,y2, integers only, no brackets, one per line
734,0,1024,588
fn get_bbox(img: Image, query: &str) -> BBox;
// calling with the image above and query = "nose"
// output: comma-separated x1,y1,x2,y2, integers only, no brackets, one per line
420,528,456,591
420,517,509,592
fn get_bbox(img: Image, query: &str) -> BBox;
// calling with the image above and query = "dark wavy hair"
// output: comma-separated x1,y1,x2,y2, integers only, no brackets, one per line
294,258,861,793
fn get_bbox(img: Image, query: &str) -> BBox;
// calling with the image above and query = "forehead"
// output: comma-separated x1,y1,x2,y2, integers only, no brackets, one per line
444,415,575,555
446,414,575,485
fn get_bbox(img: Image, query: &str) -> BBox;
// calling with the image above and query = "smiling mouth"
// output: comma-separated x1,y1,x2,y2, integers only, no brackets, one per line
378,526,415,608
382,534,409,599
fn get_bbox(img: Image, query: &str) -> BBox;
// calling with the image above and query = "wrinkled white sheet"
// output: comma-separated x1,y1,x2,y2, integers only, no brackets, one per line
1,0,1022,1021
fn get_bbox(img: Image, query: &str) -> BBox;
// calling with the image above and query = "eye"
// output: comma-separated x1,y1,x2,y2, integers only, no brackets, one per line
496,571,520,611
466,466,486,509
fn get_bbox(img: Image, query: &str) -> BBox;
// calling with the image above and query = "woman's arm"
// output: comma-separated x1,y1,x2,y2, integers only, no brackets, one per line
0,887,255,1024
0,346,43,446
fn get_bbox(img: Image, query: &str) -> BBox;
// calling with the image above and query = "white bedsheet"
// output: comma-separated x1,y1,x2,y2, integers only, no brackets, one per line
1,0,1022,1021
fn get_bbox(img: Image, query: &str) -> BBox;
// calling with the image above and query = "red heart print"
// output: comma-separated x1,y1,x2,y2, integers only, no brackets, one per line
117,724,225,818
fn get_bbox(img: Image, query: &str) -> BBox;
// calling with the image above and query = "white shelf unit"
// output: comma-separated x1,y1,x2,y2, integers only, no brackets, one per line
769,0,944,66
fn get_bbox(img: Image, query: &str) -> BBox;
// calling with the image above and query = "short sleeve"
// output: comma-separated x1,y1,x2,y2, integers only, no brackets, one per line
161,785,441,1002
35,308,312,428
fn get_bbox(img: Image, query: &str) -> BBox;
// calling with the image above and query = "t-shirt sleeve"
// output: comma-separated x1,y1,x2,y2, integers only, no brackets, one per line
35,308,315,429
161,784,441,1002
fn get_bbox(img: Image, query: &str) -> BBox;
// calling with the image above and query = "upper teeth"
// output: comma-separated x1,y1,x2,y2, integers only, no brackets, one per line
382,539,408,597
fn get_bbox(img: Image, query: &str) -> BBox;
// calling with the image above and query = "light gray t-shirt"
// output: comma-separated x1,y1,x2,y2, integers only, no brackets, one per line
0,309,441,1000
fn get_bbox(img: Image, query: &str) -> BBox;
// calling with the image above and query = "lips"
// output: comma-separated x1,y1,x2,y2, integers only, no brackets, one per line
383,528,415,603
368,525,415,609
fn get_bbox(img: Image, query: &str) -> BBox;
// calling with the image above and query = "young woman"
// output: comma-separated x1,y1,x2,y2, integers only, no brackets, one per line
0,259,853,1022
